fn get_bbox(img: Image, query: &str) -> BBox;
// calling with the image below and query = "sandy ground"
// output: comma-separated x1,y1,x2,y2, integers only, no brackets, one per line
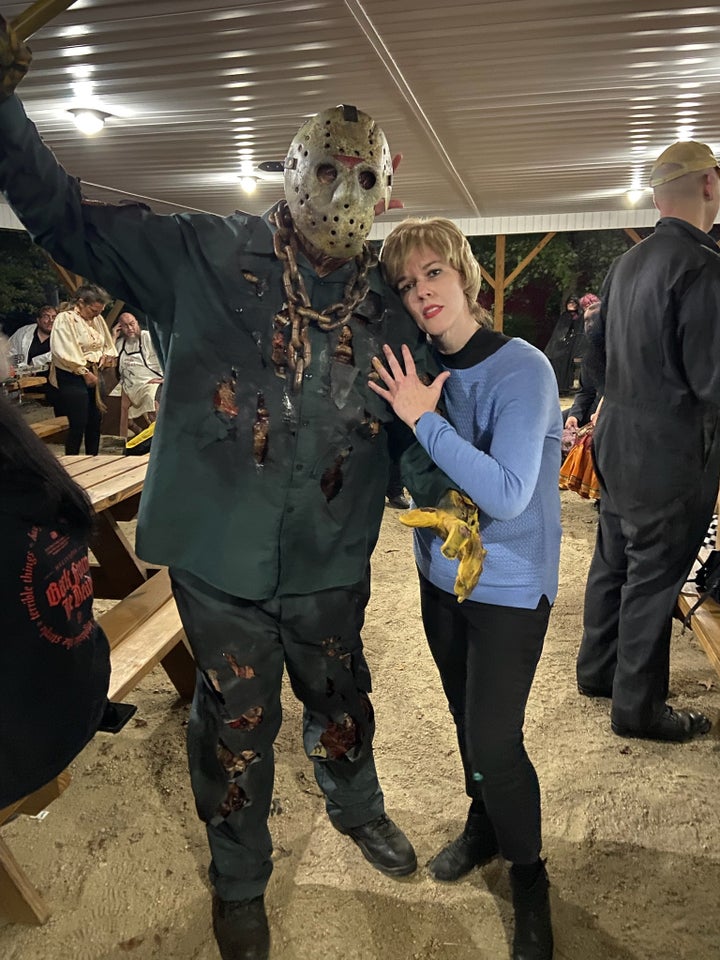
2,415,720,959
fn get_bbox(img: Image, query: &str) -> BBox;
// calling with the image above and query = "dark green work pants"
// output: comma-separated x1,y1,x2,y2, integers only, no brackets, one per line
170,567,384,901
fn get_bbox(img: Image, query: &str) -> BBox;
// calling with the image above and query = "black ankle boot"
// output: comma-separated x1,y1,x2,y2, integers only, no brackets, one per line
510,860,553,960
212,894,270,960
428,808,499,881
340,813,417,877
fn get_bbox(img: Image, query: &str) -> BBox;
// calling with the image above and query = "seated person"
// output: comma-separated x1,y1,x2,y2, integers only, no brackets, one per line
0,342,111,807
7,303,56,369
111,312,163,428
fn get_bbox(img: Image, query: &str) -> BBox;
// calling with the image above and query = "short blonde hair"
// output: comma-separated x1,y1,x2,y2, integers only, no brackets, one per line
380,217,487,322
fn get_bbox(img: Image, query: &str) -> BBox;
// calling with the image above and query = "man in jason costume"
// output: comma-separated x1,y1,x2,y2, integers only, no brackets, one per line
0,20,484,960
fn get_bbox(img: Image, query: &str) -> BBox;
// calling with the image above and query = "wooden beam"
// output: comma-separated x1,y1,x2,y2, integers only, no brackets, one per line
12,0,79,41
493,235,506,332
624,228,644,245
105,300,125,327
43,254,82,296
503,231,556,289
479,264,496,290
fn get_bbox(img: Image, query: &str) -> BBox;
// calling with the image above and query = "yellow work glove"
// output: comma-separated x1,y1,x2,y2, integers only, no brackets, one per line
0,16,31,102
399,489,487,603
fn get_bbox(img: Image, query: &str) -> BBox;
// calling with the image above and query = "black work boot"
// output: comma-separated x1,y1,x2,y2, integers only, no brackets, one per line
212,894,270,960
339,813,417,876
510,860,553,960
428,807,499,881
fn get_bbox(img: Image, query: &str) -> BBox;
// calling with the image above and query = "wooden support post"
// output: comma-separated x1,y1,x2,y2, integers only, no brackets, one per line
624,228,644,245
493,235,506,331
479,264,495,290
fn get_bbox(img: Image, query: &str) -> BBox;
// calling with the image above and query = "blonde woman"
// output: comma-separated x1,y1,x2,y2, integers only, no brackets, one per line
50,284,116,455
371,218,562,960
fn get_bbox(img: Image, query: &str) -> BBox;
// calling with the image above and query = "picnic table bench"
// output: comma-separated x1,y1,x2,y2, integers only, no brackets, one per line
0,458,196,926
676,547,720,682
29,415,69,441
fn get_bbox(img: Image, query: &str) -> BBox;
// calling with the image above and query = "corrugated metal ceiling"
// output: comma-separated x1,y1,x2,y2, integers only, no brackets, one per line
3,0,720,231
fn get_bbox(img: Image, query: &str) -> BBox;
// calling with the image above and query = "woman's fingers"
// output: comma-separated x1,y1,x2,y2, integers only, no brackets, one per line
367,379,392,402
429,370,451,400
371,354,396,389
400,344,418,377
382,343,408,379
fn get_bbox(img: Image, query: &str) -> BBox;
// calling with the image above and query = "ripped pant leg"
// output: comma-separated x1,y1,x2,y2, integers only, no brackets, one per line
170,568,285,902
280,575,385,831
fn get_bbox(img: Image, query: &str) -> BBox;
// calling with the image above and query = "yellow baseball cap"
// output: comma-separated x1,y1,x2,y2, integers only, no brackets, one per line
649,141,719,187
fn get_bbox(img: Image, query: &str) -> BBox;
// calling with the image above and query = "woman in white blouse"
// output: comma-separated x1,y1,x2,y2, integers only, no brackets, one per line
50,284,117,455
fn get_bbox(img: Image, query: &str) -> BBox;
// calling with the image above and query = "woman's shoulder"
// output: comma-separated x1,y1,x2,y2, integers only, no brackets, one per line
494,337,559,386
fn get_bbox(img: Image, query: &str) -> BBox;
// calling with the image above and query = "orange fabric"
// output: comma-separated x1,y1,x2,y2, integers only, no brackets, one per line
559,426,600,500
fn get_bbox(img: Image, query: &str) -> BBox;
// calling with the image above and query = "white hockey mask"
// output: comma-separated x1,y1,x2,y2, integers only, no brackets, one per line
284,104,393,258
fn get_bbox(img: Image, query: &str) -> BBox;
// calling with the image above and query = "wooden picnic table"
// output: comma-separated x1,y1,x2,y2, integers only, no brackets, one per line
59,454,153,600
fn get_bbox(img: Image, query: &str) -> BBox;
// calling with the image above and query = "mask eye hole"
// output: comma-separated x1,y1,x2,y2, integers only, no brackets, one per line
317,164,337,184
359,170,376,190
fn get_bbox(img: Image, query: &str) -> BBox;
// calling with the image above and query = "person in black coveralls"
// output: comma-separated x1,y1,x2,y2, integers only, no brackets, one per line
577,140,720,743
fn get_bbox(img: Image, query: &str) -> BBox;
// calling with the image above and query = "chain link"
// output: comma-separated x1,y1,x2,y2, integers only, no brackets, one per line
269,201,376,392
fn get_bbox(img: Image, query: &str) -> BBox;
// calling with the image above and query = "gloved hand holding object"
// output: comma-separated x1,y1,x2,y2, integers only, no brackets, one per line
400,489,486,602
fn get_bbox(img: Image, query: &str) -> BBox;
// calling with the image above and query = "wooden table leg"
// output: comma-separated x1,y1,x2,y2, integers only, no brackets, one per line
0,838,51,924
0,771,71,925
90,510,147,599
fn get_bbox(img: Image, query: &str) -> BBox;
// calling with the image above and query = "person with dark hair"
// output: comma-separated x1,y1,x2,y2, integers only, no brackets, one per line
373,217,561,960
0,26,484,960
563,299,604,431
0,366,111,808
49,283,117,455
7,302,55,368
544,295,583,394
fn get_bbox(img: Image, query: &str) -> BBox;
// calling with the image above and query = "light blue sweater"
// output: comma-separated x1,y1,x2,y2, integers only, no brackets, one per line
413,335,562,608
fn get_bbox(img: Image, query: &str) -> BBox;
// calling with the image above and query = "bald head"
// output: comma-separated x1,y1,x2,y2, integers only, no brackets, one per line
653,167,720,233
117,312,140,338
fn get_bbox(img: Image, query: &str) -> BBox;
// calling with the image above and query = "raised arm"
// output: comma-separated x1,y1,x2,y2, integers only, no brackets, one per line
0,19,187,317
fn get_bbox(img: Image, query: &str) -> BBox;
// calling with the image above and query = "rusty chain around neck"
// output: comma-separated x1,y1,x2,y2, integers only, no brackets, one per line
268,201,376,392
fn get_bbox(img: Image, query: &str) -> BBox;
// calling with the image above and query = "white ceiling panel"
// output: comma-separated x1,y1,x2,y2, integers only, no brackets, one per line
2,0,720,230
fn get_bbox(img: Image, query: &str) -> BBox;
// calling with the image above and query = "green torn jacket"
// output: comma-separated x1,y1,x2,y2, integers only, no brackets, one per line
0,94,450,599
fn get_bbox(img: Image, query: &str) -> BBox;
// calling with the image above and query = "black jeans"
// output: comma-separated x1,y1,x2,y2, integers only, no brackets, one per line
418,571,551,864
170,567,385,902
55,367,102,455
